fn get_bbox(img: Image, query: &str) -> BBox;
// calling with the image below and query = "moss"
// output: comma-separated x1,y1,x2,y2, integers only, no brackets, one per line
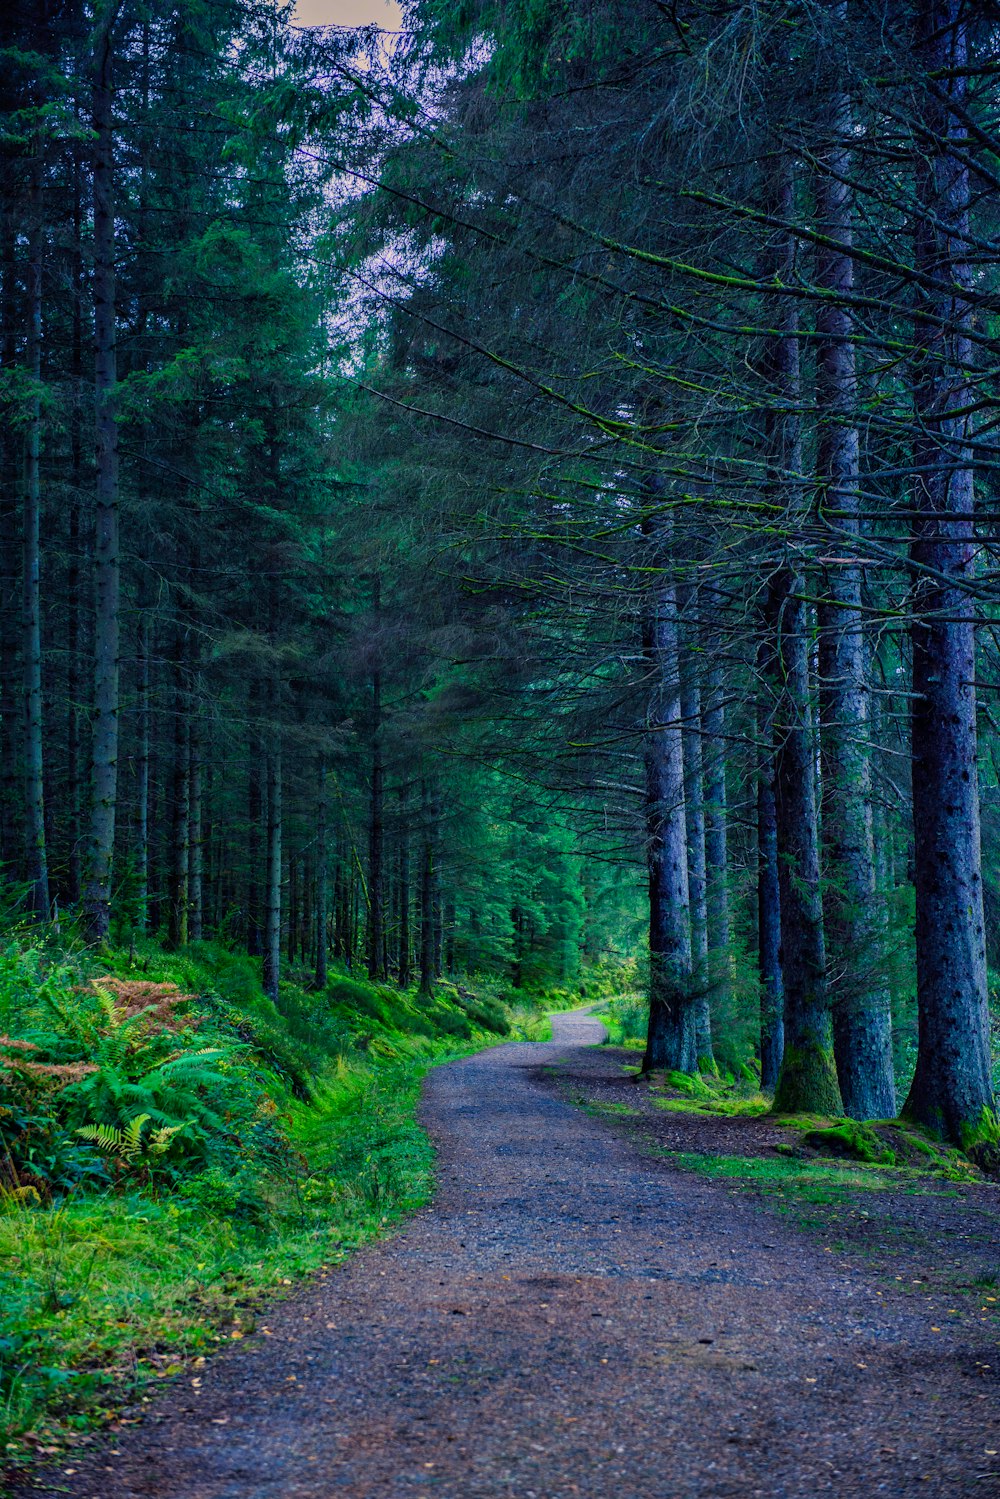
771,1042,842,1116
959,1107,1000,1171
800,1121,896,1167
654,1095,770,1119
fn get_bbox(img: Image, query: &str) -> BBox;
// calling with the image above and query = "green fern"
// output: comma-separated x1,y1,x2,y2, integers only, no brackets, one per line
76,1113,151,1162
76,1112,192,1164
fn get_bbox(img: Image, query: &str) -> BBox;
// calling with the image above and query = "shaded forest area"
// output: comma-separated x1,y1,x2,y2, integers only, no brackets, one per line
3,0,1000,1190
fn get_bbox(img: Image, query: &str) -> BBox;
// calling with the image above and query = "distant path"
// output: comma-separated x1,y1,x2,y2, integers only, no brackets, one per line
18,1010,997,1497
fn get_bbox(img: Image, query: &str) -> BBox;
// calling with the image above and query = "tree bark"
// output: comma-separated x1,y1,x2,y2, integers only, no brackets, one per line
168,632,189,949
315,762,328,988
763,154,841,1116
134,599,151,930
23,154,50,919
0,219,20,874
641,512,696,1074
756,658,784,1091
680,646,712,1065
83,12,121,941
814,37,895,1118
367,665,386,981
188,700,203,942
397,782,411,987
418,778,435,999
262,736,282,1003
701,611,731,1024
903,0,996,1154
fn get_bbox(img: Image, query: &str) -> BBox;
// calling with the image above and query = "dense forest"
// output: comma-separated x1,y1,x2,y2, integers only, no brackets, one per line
2,0,1000,1183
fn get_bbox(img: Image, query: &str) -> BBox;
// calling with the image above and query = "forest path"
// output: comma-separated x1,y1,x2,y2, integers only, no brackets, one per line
19,1010,997,1499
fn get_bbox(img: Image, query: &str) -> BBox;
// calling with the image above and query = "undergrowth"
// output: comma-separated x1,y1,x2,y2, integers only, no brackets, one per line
0,928,565,1471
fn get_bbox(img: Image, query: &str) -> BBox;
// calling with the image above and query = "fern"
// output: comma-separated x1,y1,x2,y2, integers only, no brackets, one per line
76,1113,150,1162
76,1112,191,1166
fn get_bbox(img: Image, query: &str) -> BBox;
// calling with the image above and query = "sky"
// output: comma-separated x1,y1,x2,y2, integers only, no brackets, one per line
292,0,403,27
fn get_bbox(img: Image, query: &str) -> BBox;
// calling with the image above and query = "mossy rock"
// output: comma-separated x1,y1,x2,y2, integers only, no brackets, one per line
801,1121,896,1166
663,1069,713,1098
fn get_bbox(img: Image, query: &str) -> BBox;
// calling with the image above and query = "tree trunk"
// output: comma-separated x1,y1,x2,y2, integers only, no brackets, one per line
23,157,50,919
397,783,411,987
756,659,784,1091
0,220,20,874
135,600,150,930
315,762,328,988
768,574,841,1114
83,15,121,941
66,149,85,906
188,702,203,942
168,635,189,949
763,154,841,1115
418,779,435,999
641,513,695,1074
814,38,895,1119
701,615,731,1024
903,0,995,1155
367,667,385,981
262,737,282,1003
287,852,298,966
680,648,712,1066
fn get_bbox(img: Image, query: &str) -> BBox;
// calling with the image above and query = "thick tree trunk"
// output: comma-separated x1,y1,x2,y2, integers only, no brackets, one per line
763,155,841,1116
903,0,995,1154
83,18,121,940
814,15,895,1120
641,515,695,1074
23,161,50,920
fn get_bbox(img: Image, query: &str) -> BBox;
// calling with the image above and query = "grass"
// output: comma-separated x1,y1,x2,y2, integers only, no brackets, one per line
667,1149,899,1201
0,1048,438,1466
0,930,571,1475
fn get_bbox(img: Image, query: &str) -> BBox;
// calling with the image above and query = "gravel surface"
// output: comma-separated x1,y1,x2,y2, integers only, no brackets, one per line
11,1010,999,1498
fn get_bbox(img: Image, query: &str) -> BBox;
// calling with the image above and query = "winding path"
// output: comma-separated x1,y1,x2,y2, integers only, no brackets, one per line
22,1011,997,1497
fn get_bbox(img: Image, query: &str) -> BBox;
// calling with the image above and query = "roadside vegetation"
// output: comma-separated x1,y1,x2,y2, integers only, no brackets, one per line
0,922,568,1471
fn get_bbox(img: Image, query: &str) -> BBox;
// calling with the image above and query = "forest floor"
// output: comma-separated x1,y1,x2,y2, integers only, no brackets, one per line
9,1010,1000,1499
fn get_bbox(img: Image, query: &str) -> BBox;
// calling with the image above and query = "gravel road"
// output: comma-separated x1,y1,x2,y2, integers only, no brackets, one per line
13,1009,998,1498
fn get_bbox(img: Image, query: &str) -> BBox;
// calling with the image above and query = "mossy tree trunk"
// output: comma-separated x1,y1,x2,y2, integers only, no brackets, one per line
762,153,841,1117
902,0,996,1157
814,19,895,1119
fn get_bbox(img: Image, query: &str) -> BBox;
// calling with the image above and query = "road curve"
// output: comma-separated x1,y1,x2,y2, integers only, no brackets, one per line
15,1009,994,1498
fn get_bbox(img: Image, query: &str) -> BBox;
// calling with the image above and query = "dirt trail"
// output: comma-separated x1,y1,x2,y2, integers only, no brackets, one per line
14,1011,999,1498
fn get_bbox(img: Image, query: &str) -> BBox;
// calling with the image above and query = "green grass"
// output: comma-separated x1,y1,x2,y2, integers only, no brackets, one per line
652,1094,771,1118
0,931,568,1472
667,1150,898,1200
0,1047,439,1465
